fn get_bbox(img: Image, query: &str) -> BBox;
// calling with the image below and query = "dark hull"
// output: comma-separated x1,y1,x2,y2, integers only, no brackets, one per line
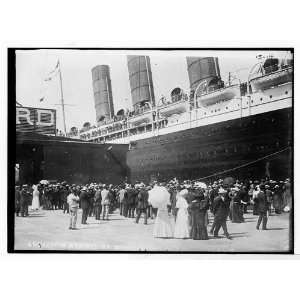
127,107,293,183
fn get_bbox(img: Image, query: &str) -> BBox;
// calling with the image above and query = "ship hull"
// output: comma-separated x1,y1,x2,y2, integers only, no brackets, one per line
126,107,293,183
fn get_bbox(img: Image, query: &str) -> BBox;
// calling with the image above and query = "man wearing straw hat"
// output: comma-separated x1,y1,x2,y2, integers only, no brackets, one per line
212,187,232,239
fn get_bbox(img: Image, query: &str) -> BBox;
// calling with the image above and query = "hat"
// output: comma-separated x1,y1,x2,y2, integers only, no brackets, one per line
81,187,87,191
218,187,227,194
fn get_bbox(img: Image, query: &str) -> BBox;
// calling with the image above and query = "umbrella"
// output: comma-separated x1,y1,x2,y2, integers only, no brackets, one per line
223,177,235,186
194,181,207,189
148,186,170,208
40,180,49,185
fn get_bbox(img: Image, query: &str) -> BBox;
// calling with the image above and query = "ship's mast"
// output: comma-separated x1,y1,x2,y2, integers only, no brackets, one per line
58,60,67,134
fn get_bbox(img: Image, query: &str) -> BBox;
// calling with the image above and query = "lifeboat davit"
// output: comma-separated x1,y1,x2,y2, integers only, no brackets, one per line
249,57,293,92
249,66,293,92
159,87,189,117
129,108,152,126
197,84,240,107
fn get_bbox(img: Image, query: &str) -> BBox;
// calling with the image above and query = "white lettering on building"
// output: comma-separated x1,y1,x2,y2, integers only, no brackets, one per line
16,107,33,125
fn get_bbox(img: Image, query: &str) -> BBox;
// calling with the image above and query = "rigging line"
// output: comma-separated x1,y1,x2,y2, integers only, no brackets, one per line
195,146,291,181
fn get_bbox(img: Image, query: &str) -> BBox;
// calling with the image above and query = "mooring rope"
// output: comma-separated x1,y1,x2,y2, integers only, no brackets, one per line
195,146,291,181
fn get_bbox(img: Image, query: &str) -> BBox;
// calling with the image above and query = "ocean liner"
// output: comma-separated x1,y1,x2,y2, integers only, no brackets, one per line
68,53,293,183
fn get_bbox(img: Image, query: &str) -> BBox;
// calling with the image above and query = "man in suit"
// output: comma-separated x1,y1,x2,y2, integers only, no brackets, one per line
255,184,268,230
101,185,110,220
80,187,90,224
15,185,21,216
67,187,80,230
126,184,137,218
88,186,95,217
94,185,102,220
135,184,149,225
61,185,69,214
118,185,127,216
20,184,32,217
212,187,231,239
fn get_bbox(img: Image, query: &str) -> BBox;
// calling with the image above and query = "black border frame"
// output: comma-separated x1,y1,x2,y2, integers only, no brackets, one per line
7,47,294,254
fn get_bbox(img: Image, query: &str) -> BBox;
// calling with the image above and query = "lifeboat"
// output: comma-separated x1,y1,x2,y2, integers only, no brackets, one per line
159,87,189,117
249,66,293,92
197,84,240,107
128,108,153,126
249,57,293,92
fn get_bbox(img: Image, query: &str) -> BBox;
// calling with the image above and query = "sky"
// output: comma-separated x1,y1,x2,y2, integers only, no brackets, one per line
16,49,292,131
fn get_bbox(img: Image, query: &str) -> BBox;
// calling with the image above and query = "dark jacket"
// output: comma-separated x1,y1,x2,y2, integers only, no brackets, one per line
273,190,283,210
94,190,102,206
255,191,268,213
136,188,149,209
213,195,230,221
20,189,32,204
126,188,137,206
237,189,248,204
15,189,21,206
60,188,68,202
80,191,90,209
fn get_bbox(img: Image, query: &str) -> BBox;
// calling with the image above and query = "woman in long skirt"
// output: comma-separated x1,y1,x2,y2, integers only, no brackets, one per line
273,185,283,214
31,184,40,210
150,185,174,238
189,190,210,240
283,180,292,212
174,190,190,239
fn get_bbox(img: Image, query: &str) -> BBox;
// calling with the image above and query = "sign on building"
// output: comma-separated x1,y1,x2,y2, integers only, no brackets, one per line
16,106,56,134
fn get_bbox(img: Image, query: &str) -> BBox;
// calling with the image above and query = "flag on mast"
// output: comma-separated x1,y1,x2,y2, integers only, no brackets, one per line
40,60,60,102
44,60,60,82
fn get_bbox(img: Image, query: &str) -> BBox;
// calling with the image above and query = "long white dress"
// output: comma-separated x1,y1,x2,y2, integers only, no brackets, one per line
150,186,174,238
31,186,40,210
174,195,190,239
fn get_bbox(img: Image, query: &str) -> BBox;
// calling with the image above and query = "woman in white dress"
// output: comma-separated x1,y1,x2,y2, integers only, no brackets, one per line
31,184,40,210
174,189,190,239
149,185,174,238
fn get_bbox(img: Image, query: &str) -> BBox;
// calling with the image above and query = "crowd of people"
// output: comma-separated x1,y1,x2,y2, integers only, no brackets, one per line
14,176,292,240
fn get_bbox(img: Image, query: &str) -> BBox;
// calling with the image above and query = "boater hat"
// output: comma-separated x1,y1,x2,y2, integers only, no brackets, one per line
218,187,227,194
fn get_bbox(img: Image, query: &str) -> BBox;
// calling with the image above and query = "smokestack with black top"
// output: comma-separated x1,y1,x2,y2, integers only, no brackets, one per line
127,55,155,110
92,65,115,123
186,57,222,93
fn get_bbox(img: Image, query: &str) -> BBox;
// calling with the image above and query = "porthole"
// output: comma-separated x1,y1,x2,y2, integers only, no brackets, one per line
260,98,263,101
251,100,253,103
226,107,228,110
285,91,288,95
270,95,273,99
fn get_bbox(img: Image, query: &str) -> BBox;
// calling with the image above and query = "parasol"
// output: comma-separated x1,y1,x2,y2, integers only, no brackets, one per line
148,186,170,208
40,180,49,185
223,177,235,186
194,181,207,189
